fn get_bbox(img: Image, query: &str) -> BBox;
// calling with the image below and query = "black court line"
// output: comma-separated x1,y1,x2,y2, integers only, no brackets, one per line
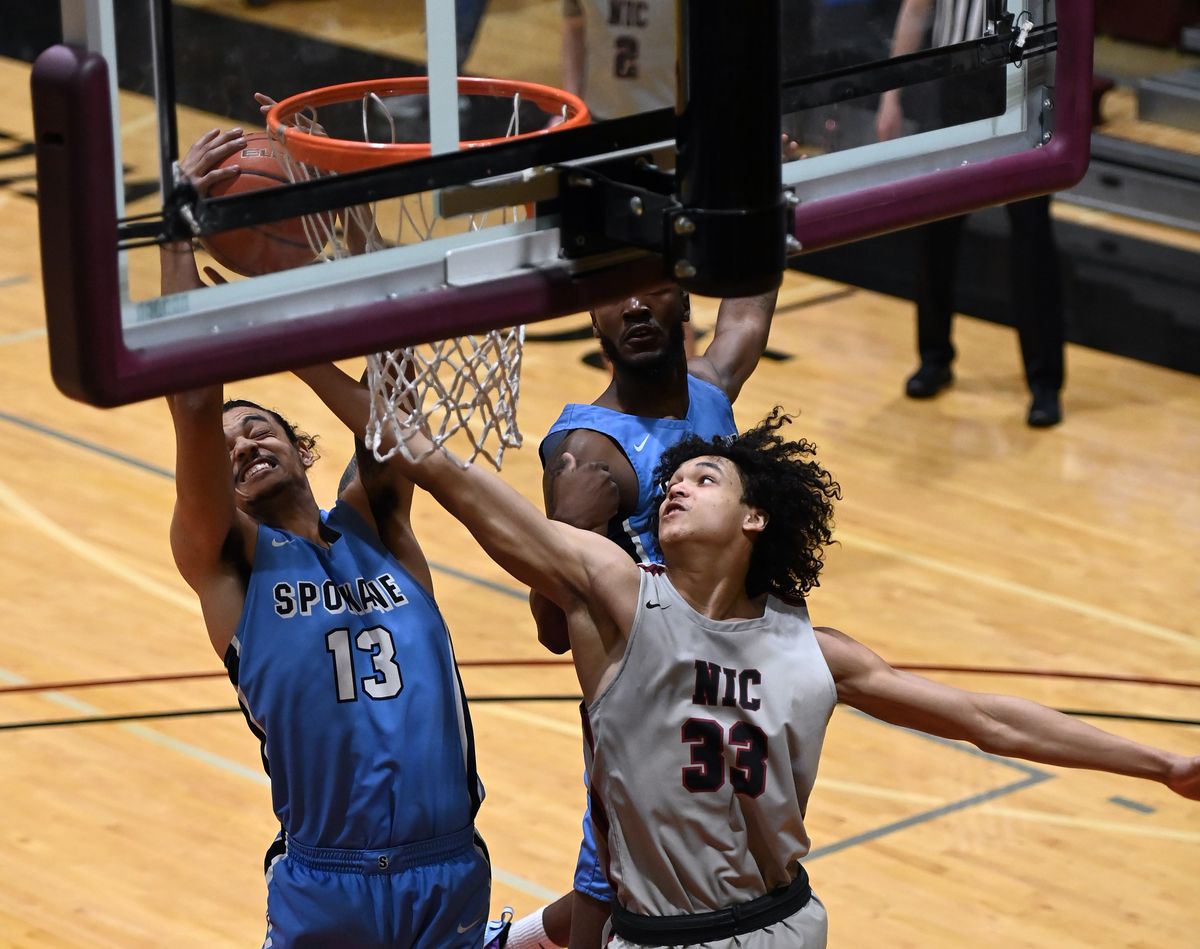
3,703,1196,733
774,287,859,313
0,696,586,732
4,662,1196,698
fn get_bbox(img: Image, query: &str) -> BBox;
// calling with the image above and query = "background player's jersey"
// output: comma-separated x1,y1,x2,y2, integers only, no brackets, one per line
540,374,736,563
583,568,836,915
566,0,676,121
225,500,483,849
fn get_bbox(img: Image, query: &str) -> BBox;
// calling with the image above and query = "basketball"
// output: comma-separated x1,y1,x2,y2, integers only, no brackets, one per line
199,132,319,277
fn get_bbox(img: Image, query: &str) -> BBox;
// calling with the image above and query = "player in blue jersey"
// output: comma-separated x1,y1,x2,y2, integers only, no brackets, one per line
517,284,777,948
163,127,503,949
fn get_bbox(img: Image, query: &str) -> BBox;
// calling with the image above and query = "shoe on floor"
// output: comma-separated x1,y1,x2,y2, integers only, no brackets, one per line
904,363,953,399
1027,389,1062,428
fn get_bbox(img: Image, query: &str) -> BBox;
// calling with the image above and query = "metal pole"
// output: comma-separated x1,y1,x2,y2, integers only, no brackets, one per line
148,0,180,201
672,0,785,296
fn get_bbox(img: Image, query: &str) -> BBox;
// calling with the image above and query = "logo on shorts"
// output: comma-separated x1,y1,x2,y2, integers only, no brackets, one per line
457,914,486,934
377,855,389,870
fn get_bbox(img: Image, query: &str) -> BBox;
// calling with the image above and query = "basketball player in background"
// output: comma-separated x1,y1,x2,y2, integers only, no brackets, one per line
552,0,711,365
162,127,508,949
295,376,1200,947
559,0,674,122
501,284,776,948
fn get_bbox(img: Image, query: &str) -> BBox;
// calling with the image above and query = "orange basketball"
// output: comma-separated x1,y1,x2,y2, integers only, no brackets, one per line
200,132,318,277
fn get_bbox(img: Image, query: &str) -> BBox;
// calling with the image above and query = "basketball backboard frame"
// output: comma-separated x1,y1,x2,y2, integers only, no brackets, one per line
33,0,1091,407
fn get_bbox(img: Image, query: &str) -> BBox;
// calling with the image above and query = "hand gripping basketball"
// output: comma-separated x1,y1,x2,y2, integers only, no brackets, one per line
184,125,319,277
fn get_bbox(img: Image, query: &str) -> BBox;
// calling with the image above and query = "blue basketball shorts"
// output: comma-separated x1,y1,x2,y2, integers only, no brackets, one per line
262,825,492,949
573,774,615,903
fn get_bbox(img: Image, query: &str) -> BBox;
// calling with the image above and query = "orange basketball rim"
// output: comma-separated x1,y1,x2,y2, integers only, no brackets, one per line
266,76,591,174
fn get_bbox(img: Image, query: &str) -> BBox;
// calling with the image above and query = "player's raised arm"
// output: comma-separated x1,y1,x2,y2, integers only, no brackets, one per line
299,362,427,589
296,363,637,622
817,626,1200,798
687,289,778,402
165,383,260,658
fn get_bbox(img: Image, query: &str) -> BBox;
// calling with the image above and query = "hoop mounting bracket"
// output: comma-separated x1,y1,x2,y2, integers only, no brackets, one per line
559,162,677,264
558,160,787,295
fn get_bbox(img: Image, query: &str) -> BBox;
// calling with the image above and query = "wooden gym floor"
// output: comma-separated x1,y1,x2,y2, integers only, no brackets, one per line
1,12,1199,948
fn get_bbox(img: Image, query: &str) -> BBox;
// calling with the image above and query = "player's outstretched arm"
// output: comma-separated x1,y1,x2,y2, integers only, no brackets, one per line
296,363,636,616
817,626,1200,799
688,289,778,402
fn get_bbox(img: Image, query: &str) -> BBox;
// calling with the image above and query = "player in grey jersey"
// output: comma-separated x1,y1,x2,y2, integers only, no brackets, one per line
297,368,1200,947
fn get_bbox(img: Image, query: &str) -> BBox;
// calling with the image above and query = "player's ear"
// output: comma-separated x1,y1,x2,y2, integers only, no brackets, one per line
743,507,768,535
590,311,601,339
298,444,316,469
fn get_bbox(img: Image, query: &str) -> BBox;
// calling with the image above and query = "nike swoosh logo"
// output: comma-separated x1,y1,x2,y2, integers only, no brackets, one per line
271,538,292,547
646,600,665,609
456,915,486,934
632,434,650,452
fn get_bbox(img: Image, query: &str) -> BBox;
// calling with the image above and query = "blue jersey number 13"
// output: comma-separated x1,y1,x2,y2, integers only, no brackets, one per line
325,626,404,702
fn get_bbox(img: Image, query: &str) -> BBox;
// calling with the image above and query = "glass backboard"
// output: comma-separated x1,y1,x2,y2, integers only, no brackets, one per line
32,0,1090,406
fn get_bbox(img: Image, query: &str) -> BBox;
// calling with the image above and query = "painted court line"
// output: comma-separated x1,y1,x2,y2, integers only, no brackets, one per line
980,804,1197,842
4,408,1194,644
0,476,201,615
0,412,527,602
838,527,1196,649
0,666,557,902
0,327,44,346
806,771,1052,862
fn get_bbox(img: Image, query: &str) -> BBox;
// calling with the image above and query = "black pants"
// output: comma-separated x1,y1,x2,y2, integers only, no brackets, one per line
915,195,1064,394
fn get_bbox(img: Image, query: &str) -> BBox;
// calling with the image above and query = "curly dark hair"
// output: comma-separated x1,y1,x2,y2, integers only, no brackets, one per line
222,399,320,462
649,407,840,600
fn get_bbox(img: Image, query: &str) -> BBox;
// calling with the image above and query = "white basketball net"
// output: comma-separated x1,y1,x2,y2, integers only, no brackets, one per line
272,89,550,469
365,328,525,469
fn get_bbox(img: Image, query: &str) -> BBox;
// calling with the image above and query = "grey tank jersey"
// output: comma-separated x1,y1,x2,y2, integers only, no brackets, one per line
583,568,837,916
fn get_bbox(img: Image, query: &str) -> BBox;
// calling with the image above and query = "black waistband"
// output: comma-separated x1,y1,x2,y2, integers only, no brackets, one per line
610,865,812,946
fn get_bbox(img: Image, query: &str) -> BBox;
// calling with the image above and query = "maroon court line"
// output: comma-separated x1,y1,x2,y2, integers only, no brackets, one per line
897,665,1200,687
2,662,1198,696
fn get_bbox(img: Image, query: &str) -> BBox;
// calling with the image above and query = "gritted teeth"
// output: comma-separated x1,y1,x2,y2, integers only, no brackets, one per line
242,459,273,482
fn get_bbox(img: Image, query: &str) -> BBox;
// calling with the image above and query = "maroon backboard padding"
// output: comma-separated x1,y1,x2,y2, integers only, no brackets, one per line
32,45,125,405
90,255,668,407
792,0,1094,251
33,0,1092,407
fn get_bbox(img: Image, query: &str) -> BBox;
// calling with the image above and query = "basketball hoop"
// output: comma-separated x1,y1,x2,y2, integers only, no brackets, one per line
265,77,590,470
267,76,590,173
